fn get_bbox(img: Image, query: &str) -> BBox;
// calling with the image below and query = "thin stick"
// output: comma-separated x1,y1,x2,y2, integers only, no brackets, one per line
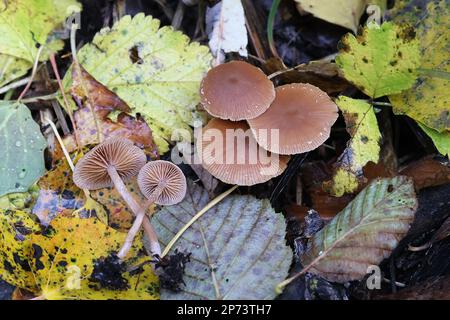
20,92,59,103
17,46,44,101
45,117,75,171
161,185,238,258
0,76,31,95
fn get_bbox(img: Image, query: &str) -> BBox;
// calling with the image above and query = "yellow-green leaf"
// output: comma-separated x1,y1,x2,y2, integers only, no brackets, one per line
324,97,381,196
336,21,420,98
388,0,450,132
62,14,212,154
0,0,81,86
419,123,450,157
295,0,387,32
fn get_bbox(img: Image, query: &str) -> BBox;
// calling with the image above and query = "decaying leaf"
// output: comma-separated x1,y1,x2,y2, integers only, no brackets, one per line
63,65,157,156
152,181,292,300
400,156,450,190
324,97,381,196
0,186,39,212
336,22,420,98
0,0,81,86
295,0,387,32
62,14,212,154
0,102,47,197
388,0,450,132
418,124,450,157
206,0,248,64
302,176,417,283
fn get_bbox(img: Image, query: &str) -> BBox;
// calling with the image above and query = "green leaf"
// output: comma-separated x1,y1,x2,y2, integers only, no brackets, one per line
324,97,381,196
336,21,420,98
388,0,450,132
303,176,417,283
295,0,387,32
0,102,47,197
0,0,81,86
418,123,450,157
152,181,292,300
62,14,212,154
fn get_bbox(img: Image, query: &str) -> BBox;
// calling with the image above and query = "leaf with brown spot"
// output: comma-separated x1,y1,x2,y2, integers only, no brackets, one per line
301,176,417,283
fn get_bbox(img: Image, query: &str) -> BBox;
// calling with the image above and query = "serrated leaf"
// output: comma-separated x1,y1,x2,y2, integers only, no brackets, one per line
0,102,47,197
324,97,381,196
388,0,450,132
0,0,81,86
295,0,386,32
418,123,450,157
336,21,420,98
152,181,292,300
62,14,212,154
302,176,417,283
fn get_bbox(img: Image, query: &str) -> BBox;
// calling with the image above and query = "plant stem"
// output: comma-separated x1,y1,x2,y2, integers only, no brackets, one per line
106,166,161,259
0,76,31,95
118,185,164,259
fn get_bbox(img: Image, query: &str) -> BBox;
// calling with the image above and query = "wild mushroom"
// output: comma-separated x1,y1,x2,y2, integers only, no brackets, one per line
73,137,158,259
200,61,275,121
196,118,290,186
118,160,187,259
247,83,338,155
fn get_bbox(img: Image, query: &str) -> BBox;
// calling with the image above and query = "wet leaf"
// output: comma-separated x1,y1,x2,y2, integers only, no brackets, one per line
336,22,420,98
388,0,450,132
302,176,417,283
62,14,212,154
295,0,386,32
63,65,157,156
0,210,41,291
152,181,292,300
0,102,47,197
399,156,450,190
0,0,81,86
324,97,381,196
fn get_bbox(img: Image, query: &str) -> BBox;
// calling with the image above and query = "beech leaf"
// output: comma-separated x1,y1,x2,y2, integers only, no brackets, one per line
152,181,293,300
302,176,417,283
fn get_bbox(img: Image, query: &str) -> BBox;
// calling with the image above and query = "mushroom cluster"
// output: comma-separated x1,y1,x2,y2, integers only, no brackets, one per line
73,137,187,260
197,61,339,186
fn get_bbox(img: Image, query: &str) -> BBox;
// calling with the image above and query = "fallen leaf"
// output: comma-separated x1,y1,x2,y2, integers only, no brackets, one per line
0,102,47,197
152,181,293,299
206,0,248,64
302,176,417,283
336,21,420,98
324,97,381,196
295,0,386,32
62,14,212,154
376,276,450,300
400,156,450,190
388,0,450,132
0,0,81,86
0,186,39,212
418,123,450,157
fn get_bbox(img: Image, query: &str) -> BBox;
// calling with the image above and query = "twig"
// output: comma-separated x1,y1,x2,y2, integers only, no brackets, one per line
0,76,31,95
17,45,44,101
161,185,238,258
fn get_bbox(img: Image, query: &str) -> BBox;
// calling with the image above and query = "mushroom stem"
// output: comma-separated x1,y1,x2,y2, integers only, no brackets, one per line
118,184,164,260
106,166,162,259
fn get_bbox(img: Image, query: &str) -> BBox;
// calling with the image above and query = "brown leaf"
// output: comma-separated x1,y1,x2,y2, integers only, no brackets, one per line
400,156,450,190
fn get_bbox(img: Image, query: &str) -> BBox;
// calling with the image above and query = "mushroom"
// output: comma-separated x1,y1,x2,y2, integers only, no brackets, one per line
247,83,338,155
200,61,275,121
196,118,290,186
117,161,187,259
73,137,158,259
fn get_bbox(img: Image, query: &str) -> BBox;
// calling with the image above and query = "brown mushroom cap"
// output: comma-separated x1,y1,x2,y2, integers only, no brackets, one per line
196,118,290,186
73,137,147,190
247,83,338,155
137,160,187,205
200,61,275,121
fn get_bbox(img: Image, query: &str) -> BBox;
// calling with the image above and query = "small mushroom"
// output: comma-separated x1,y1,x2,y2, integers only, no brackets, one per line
196,118,290,186
118,161,187,259
200,61,275,121
247,83,338,155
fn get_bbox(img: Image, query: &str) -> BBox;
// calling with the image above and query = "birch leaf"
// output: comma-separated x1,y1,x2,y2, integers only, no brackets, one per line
295,0,387,32
206,0,248,64
336,21,420,98
0,102,47,197
388,0,450,132
152,181,292,300
324,97,381,196
0,0,81,86
302,176,417,283
63,14,212,154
